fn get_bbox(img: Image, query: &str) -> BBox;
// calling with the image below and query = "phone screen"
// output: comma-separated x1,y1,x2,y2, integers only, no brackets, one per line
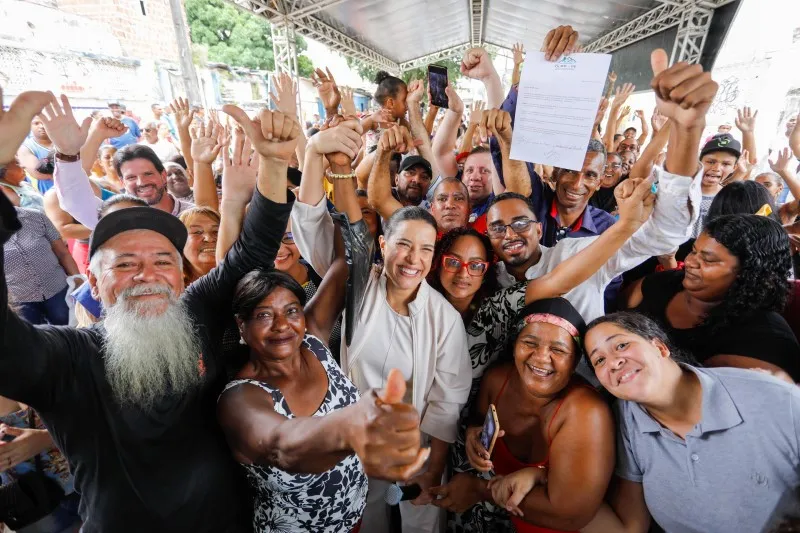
480,408,496,451
428,65,449,108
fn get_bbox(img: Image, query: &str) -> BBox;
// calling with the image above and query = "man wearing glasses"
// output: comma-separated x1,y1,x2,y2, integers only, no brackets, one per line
140,121,180,163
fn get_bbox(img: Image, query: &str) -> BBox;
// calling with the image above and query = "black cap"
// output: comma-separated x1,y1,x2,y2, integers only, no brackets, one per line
700,133,742,159
398,155,432,177
89,207,187,258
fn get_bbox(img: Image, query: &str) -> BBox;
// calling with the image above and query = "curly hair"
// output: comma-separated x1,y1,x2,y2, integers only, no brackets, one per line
701,214,791,333
428,227,498,301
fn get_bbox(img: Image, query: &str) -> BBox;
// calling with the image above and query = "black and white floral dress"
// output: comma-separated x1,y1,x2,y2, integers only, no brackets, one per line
448,282,527,533
222,334,367,533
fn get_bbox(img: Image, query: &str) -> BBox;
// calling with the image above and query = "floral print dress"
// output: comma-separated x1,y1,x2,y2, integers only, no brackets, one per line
222,334,367,533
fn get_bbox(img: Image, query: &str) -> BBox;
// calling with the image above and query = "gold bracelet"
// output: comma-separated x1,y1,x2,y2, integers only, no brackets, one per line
328,171,356,180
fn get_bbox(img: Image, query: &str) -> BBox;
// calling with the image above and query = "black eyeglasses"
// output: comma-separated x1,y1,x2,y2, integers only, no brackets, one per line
487,218,535,239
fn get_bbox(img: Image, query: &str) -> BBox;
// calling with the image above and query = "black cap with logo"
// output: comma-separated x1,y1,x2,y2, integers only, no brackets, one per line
700,133,742,159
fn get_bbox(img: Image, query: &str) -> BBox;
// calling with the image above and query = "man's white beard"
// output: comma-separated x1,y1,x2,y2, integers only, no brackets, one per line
102,284,202,410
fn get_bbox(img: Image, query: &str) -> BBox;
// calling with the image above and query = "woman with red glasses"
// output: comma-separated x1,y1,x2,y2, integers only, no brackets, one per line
429,179,659,531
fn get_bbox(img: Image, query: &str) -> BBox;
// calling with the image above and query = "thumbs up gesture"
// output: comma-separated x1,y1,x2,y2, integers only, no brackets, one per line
650,49,718,130
347,369,430,481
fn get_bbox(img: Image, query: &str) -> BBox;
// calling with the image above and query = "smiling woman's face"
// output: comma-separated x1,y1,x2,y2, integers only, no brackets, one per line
585,322,671,402
513,321,577,398
238,287,305,361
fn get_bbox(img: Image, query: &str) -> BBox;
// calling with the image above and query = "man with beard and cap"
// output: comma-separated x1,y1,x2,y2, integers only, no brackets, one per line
691,133,741,238
0,89,427,533
394,154,433,206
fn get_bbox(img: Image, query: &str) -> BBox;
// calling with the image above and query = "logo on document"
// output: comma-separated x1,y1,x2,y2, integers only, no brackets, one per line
554,56,577,70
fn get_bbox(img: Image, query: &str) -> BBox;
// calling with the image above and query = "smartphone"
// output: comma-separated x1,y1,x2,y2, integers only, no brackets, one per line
480,404,500,455
428,65,449,108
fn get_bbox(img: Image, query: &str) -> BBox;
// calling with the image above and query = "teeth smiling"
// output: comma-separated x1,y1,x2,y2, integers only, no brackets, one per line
527,365,554,377
618,369,640,385
504,242,524,252
399,267,420,277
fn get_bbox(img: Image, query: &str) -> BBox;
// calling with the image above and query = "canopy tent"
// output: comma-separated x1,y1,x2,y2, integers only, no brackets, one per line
226,0,738,113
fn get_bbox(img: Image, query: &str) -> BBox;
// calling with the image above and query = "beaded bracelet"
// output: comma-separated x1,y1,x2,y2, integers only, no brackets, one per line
327,172,356,180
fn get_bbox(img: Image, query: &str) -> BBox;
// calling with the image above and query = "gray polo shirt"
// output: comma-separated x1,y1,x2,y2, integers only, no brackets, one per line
615,365,800,533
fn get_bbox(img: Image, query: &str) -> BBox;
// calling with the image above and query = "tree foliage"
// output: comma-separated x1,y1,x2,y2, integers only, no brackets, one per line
345,55,463,85
185,0,313,76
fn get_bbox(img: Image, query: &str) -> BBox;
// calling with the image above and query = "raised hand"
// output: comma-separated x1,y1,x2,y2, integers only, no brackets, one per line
38,93,92,156
270,72,298,118
348,369,428,481
735,106,757,133
615,177,656,227
650,49,718,129
221,134,259,204
460,47,497,81
487,468,548,518
593,97,609,128
377,125,416,154
317,114,363,169
445,83,465,115
190,119,225,164
406,79,425,106
540,25,579,62
769,147,794,175
340,87,357,117
469,100,485,126
612,83,635,109
312,67,341,114
512,42,525,65
169,97,195,132
479,109,513,147
651,108,668,133
223,106,301,162
635,109,645,120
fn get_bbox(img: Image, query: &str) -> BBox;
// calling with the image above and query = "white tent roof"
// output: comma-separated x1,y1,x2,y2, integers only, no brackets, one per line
230,0,737,73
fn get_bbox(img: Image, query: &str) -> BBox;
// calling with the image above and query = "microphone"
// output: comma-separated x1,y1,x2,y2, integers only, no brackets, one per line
384,483,422,506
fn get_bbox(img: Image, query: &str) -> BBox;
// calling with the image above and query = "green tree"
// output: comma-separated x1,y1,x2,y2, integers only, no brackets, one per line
185,0,314,76
345,55,463,85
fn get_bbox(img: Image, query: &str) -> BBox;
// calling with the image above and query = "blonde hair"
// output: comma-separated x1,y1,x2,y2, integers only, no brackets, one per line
178,207,221,285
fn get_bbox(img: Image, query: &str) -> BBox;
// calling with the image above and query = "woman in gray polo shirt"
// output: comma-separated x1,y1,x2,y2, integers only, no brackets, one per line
578,312,800,533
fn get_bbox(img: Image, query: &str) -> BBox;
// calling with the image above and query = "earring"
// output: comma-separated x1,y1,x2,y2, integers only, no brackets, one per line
239,336,246,346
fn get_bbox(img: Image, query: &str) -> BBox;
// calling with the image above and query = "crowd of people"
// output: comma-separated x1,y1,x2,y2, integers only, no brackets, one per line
0,23,799,533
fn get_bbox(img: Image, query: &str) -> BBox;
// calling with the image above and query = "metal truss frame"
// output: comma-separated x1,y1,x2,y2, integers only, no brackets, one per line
670,3,714,64
227,0,400,74
469,0,485,46
399,42,507,72
584,0,736,61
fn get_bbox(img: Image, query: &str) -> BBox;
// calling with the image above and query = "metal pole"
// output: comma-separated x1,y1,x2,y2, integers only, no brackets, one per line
168,0,202,104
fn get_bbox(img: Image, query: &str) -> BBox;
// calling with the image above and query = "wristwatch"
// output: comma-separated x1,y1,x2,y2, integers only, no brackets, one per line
55,152,80,162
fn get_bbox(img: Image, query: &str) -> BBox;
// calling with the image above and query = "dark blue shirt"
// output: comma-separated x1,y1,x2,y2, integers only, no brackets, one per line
107,117,141,150
492,85,622,310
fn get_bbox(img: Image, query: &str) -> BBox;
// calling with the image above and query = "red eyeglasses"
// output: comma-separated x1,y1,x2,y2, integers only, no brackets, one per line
441,255,489,277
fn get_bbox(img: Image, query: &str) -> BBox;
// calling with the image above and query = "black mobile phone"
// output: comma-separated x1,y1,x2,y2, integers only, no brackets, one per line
428,65,449,108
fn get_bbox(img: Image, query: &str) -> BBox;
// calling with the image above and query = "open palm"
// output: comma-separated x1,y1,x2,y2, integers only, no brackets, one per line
190,121,224,164
0,88,52,164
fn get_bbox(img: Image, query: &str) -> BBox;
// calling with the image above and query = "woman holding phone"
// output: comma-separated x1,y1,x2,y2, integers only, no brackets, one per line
430,298,615,533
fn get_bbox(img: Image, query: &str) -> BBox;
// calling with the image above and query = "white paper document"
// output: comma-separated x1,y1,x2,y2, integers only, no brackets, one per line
510,52,612,171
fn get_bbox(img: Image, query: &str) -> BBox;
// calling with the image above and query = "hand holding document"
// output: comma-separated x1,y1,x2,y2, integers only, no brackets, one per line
510,52,612,171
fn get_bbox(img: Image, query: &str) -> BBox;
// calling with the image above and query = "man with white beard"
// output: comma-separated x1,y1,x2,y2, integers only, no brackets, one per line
0,90,428,533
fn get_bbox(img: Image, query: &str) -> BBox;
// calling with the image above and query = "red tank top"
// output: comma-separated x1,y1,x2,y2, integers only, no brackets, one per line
491,370,577,533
